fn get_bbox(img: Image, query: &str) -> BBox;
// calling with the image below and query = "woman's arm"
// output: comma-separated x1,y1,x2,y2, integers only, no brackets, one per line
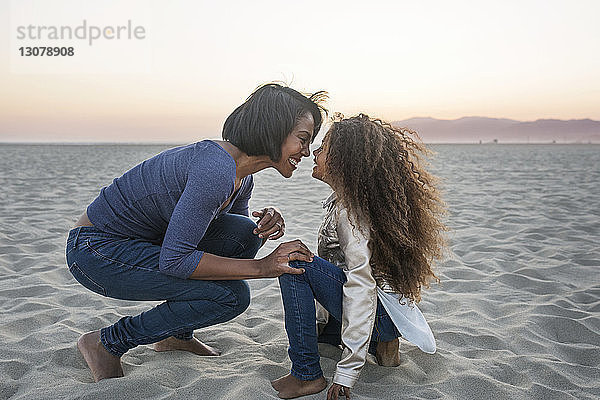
221,175,286,243
334,207,377,389
189,240,313,280
158,148,235,278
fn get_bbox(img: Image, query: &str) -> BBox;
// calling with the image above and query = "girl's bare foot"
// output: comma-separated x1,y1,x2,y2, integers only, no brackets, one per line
270,373,327,399
77,330,124,382
375,338,400,367
153,336,221,356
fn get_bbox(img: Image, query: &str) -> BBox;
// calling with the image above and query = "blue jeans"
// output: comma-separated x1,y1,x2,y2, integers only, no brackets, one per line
65,213,262,357
278,257,400,381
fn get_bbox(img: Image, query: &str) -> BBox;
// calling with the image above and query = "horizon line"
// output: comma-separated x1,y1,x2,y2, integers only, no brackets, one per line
394,116,600,123
2,140,598,145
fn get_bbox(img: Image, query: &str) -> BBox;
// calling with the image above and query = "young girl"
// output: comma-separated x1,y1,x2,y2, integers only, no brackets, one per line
271,114,447,399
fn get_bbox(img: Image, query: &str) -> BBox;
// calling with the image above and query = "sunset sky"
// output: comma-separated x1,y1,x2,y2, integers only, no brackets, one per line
1,0,599,143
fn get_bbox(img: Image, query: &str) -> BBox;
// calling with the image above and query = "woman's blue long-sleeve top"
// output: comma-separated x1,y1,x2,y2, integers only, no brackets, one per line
86,140,253,279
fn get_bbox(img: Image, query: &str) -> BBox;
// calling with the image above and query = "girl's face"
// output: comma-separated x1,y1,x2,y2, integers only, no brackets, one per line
311,137,330,184
274,113,314,178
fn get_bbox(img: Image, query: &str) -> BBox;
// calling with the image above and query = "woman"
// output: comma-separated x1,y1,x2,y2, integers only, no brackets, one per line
271,114,446,399
65,83,327,382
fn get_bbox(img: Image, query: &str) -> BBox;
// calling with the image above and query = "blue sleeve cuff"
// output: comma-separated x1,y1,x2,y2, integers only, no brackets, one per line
159,249,204,279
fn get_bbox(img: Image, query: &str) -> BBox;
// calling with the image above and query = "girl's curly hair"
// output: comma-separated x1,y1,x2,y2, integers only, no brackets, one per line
323,114,448,303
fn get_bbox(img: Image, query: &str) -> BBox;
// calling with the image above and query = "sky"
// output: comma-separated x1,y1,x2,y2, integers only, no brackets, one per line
1,0,599,143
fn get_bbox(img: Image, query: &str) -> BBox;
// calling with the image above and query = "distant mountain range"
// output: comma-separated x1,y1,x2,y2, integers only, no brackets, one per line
392,117,600,143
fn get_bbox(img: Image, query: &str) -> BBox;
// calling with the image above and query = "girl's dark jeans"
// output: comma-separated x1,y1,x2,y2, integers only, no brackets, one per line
279,257,400,381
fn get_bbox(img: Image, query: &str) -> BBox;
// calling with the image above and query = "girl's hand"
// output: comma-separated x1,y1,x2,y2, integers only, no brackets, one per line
252,207,285,240
258,240,313,278
327,383,350,399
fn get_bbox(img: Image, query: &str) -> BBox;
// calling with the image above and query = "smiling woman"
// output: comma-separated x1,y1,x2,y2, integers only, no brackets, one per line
222,83,326,161
65,82,327,382
222,83,327,178
278,113,315,177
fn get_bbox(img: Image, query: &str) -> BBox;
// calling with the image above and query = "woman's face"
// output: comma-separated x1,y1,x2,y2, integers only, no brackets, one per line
274,113,314,178
311,137,329,184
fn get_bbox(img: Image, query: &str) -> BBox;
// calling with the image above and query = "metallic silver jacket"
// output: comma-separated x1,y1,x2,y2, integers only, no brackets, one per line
316,192,377,388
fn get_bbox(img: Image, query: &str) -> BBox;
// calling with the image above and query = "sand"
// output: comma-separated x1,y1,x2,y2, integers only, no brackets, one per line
0,143,598,399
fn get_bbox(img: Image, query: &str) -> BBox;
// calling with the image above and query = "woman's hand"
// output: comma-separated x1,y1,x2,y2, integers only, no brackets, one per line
327,383,350,399
258,240,313,278
252,207,285,240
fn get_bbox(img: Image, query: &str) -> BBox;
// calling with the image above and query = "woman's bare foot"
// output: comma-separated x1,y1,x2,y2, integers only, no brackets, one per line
77,330,124,382
375,338,400,367
153,336,221,356
270,373,327,399
270,374,287,392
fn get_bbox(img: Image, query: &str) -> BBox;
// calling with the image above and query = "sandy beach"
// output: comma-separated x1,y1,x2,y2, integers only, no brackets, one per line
0,143,598,400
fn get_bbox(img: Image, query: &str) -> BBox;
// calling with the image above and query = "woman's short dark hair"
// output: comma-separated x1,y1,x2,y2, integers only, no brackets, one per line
222,83,328,161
